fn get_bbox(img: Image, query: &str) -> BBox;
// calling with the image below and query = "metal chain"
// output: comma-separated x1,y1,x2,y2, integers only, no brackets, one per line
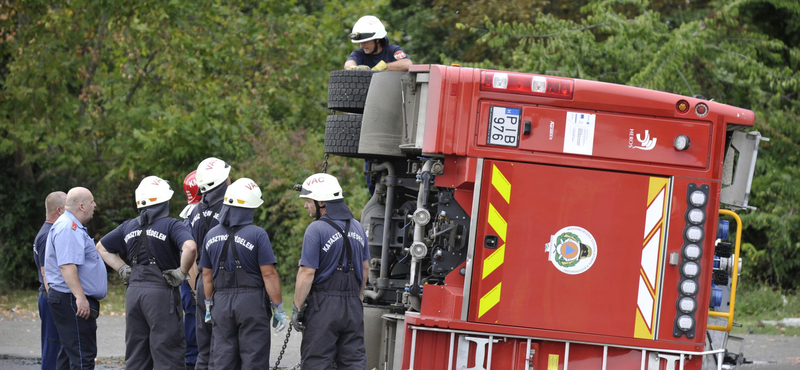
321,153,329,173
271,325,293,370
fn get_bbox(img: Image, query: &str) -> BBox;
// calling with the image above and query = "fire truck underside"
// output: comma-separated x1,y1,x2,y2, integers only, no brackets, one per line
324,65,766,370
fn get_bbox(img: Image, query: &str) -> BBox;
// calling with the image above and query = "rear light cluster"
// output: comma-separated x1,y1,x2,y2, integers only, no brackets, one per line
676,99,710,117
674,183,710,339
480,71,574,99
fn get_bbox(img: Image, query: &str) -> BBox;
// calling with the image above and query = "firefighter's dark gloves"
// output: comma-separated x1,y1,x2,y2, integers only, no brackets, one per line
118,264,132,285
291,302,306,332
162,268,188,287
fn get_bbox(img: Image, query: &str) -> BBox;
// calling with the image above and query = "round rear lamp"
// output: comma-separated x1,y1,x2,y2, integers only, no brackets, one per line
684,244,701,260
690,190,706,207
679,297,696,313
676,100,690,113
686,226,703,242
677,315,694,331
695,103,709,117
682,262,700,278
681,280,698,295
674,135,690,150
688,209,705,224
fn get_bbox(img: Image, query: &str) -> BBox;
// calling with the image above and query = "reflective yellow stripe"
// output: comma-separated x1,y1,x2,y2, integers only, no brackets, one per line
478,282,502,318
492,164,511,204
482,244,505,279
487,204,507,242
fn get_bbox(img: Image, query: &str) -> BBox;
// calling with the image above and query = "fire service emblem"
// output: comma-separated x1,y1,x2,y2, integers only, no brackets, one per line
545,226,598,275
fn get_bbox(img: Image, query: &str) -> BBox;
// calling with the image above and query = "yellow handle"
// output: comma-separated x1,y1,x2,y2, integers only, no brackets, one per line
707,209,741,332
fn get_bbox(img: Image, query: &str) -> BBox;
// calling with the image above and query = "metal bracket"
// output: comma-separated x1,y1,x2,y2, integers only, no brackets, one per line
720,131,769,210
456,335,500,370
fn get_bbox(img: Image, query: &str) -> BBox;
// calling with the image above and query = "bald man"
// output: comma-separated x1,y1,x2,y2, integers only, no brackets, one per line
44,187,107,369
34,191,67,370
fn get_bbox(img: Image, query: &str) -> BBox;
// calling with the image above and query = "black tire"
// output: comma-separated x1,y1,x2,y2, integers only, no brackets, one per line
328,70,374,113
715,242,733,258
325,114,362,157
712,269,729,285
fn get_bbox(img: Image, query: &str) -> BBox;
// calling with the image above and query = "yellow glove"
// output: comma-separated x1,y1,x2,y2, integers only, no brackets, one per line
348,65,371,71
371,60,387,71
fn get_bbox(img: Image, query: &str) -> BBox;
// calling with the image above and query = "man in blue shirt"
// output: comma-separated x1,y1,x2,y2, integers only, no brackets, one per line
343,15,412,72
96,176,197,369
34,191,66,370
186,157,231,370
44,187,107,369
200,178,287,369
291,173,370,369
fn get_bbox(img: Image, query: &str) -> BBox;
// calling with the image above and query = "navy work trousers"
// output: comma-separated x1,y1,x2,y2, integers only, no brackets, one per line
39,290,67,370
47,290,99,370
194,274,213,370
181,281,198,366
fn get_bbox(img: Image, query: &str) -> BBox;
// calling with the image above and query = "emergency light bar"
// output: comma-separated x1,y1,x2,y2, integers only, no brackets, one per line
480,71,574,99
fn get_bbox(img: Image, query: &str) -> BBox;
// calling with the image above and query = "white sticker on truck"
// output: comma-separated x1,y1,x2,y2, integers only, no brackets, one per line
563,112,596,156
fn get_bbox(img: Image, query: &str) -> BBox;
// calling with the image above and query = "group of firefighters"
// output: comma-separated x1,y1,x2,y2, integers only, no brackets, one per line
32,15,411,370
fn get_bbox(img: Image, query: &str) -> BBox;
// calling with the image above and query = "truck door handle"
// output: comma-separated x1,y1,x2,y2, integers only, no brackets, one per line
484,235,498,249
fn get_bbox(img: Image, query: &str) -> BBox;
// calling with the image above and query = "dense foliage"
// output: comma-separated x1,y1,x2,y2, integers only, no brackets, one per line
1,0,797,292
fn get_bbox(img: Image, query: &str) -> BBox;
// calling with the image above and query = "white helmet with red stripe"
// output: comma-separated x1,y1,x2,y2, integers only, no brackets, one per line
196,157,231,193
135,176,174,208
298,173,344,201
224,178,264,209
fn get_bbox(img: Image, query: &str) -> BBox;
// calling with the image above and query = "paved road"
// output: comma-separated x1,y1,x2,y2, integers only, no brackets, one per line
0,313,301,369
1,312,798,369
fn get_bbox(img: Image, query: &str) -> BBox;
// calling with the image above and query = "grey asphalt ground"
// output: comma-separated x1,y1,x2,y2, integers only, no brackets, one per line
0,313,301,369
0,313,798,369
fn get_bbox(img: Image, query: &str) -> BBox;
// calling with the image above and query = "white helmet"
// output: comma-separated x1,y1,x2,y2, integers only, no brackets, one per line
298,173,344,201
135,176,174,208
196,157,231,193
224,178,264,209
349,15,387,44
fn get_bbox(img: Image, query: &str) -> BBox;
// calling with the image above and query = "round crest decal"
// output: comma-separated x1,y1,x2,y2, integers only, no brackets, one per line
544,226,598,275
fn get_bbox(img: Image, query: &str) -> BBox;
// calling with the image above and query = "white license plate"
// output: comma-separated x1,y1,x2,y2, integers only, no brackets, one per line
487,106,521,147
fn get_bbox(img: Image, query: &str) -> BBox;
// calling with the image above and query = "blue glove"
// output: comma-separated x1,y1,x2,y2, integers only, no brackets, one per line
204,299,213,324
271,302,288,332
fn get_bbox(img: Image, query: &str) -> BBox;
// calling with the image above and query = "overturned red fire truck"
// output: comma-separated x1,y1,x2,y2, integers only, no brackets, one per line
324,64,767,370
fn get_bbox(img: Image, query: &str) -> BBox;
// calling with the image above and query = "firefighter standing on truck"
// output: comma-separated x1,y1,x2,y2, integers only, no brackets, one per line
96,176,197,369
187,157,232,370
343,15,412,72
200,178,288,368
291,173,370,369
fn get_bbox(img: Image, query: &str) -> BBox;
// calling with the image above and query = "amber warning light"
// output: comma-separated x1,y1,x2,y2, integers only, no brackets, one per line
480,71,574,99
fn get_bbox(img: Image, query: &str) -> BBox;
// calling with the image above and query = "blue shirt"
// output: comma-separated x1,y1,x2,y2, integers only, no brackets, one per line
44,211,108,299
347,42,410,69
300,215,369,285
100,218,192,270
33,222,53,291
188,202,223,267
200,224,276,282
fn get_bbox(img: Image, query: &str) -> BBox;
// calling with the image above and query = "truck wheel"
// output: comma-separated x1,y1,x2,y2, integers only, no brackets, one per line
325,114,362,156
328,70,373,113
